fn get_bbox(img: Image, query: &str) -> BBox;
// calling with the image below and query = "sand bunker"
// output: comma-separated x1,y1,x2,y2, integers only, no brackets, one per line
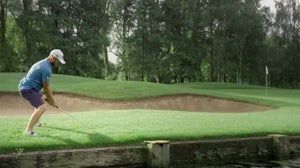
0,92,273,116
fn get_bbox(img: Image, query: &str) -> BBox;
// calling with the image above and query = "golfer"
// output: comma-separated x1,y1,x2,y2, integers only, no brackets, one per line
18,49,66,135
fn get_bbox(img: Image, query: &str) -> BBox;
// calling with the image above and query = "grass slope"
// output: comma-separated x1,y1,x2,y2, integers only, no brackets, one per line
0,73,300,153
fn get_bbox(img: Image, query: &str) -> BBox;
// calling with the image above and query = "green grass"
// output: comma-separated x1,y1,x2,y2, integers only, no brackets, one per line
0,73,300,153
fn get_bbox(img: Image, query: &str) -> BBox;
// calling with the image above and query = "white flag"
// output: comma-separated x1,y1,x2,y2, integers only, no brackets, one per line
265,66,268,75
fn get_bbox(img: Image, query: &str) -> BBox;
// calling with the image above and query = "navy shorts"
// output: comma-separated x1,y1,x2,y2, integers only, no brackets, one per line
19,89,44,108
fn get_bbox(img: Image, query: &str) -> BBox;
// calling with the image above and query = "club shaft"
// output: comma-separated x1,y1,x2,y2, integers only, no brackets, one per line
44,98,94,131
57,107,93,130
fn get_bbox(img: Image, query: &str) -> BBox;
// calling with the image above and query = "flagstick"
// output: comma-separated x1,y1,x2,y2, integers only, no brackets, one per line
265,65,268,96
266,73,268,96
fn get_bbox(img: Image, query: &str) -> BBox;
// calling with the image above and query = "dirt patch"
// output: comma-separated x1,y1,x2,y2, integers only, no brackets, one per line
0,92,273,116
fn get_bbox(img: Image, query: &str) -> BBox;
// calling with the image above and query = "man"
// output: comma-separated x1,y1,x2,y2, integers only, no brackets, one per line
18,49,66,136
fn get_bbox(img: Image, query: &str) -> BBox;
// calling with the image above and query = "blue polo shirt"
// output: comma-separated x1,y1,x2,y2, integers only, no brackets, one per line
18,58,52,91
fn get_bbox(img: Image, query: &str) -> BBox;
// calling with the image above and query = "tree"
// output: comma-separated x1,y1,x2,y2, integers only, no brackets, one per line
274,0,300,88
0,0,8,71
2,0,300,88
0,0,18,72
128,0,167,82
205,0,269,84
110,0,136,80
0,0,6,46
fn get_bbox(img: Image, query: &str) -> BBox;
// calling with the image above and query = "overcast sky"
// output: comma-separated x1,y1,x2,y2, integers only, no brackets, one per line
261,0,276,12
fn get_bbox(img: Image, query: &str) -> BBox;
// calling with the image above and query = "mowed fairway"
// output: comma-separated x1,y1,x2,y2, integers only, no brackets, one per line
0,73,300,153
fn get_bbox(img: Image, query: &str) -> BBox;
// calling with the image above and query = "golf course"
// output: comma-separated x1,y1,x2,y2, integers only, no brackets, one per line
0,72,300,154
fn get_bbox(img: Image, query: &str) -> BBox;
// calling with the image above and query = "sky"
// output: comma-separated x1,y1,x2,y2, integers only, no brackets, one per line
261,0,276,12
108,0,277,64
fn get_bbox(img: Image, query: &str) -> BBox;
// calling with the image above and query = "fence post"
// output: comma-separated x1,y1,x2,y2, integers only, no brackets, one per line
145,140,170,168
270,134,291,160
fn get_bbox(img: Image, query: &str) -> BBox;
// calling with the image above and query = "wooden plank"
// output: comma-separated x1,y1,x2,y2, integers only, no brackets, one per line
0,146,146,168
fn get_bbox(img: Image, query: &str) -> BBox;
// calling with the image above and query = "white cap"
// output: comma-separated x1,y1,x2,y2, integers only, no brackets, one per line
50,49,66,64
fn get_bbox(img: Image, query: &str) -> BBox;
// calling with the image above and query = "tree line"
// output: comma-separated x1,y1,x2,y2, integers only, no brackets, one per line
0,0,299,88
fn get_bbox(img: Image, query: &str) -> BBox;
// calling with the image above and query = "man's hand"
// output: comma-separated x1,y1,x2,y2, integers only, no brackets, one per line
48,99,55,106
42,82,57,108
44,98,58,108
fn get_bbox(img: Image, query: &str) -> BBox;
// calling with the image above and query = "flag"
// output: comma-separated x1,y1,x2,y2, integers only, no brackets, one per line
265,66,269,75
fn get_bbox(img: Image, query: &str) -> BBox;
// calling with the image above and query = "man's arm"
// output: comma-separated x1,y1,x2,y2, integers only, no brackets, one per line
42,82,56,106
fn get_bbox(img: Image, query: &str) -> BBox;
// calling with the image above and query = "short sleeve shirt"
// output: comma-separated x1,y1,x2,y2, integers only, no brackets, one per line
18,58,52,91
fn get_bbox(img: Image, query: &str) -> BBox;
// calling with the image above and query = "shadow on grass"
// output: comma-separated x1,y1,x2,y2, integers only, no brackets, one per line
41,126,114,149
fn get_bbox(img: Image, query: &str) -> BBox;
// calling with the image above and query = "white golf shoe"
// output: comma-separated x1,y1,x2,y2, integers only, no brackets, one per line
23,131,38,136
35,121,42,127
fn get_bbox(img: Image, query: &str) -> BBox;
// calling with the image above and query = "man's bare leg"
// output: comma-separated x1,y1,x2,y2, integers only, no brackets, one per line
25,104,46,132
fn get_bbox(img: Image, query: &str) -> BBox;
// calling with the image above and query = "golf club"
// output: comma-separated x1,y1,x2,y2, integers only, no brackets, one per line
55,106,94,130
45,98,96,132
